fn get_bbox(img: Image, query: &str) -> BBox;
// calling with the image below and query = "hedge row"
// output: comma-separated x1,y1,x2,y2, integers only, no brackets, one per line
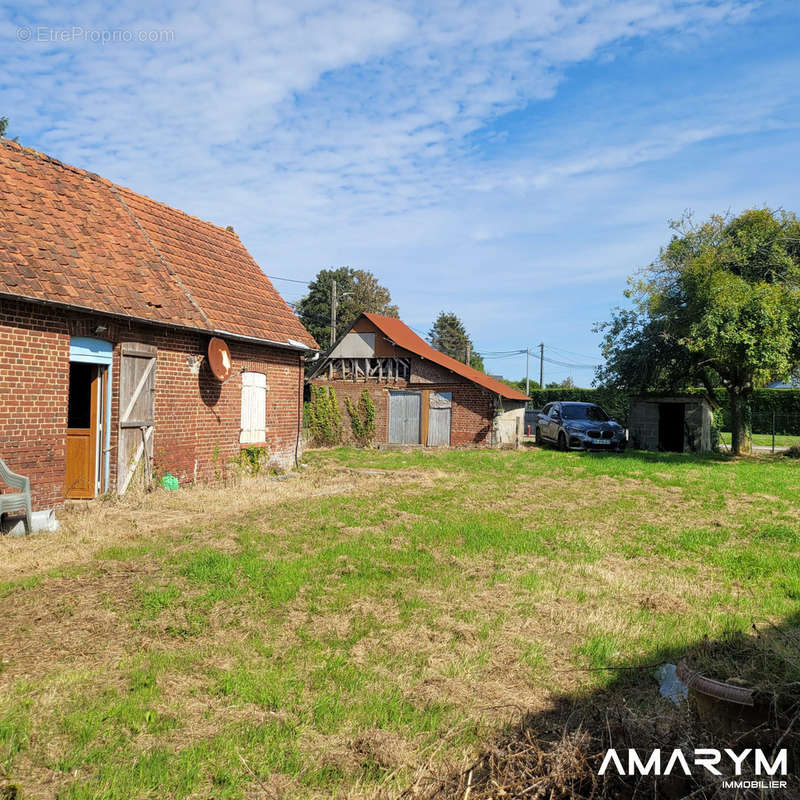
523,388,800,434
712,389,800,435
521,388,628,423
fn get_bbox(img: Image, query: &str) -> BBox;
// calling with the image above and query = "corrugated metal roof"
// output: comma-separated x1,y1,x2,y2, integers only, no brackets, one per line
362,313,530,401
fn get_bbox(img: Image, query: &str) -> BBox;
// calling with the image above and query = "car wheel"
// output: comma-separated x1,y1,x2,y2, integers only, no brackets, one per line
558,431,568,452
535,426,543,445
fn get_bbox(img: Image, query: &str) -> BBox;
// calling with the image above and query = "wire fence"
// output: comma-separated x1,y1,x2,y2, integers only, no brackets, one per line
718,412,800,452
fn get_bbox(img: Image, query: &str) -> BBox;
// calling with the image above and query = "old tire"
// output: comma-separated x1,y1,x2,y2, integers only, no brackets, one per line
558,431,568,452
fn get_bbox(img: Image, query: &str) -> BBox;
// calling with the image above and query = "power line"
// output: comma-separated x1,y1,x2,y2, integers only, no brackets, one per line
266,274,311,285
477,345,598,369
542,356,597,369
546,344,601,361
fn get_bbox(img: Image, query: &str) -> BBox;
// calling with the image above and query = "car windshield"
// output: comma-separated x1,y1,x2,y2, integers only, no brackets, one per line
561,404,609,421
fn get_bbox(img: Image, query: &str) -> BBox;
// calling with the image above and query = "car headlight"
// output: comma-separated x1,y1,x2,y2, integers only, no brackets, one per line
566,426,585,435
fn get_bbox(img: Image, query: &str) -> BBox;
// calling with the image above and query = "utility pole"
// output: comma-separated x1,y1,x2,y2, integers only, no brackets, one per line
330,279,337,347
525,347,530,395
539,342,544,389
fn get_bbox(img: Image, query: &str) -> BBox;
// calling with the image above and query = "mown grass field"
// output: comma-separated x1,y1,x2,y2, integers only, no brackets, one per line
1,447,799,798
720,431,800,448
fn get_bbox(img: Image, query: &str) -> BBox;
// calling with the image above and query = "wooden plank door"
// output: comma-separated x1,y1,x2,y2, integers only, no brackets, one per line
65,364,99,499
427,392,452,446
117,343,157,495
389,390,421,444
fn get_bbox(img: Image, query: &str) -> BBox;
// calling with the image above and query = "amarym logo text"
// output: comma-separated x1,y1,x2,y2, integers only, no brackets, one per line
598,748,787,778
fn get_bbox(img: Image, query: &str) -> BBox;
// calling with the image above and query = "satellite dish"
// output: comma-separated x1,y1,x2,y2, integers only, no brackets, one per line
208,337,232,381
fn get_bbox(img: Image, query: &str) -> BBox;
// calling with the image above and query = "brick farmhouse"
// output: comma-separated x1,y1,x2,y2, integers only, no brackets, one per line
0,140,316,512
309,313,529,447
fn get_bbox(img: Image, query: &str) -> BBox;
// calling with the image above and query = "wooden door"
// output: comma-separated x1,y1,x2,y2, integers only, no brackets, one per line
65,364,98,499
117,343,157,495
427,392,452,446
389,390,421,444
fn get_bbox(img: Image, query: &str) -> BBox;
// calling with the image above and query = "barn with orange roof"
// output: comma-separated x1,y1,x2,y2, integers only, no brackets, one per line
309,313,529,448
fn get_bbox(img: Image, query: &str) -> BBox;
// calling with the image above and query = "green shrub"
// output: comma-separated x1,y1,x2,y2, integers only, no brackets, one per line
307,386,343,447
710,406,725,452
233,445,269,476
344,389,376,447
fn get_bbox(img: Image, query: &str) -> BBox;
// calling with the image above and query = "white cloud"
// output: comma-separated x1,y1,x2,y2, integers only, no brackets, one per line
3,0,796,372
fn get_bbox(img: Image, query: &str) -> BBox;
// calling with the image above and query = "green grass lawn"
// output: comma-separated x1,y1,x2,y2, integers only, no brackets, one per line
720,431,800,448
1,448,799,798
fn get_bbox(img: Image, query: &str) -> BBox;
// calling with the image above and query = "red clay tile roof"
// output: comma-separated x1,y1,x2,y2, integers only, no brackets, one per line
0,139,317,349
362,313,530,401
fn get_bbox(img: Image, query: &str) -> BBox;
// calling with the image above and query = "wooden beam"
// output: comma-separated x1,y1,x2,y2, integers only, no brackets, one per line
421,389,430,446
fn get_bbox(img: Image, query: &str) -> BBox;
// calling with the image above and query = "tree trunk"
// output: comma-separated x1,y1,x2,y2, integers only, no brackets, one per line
729,390,752,455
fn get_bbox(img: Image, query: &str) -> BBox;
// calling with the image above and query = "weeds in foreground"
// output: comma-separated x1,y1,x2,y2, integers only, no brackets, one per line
0,448,798,798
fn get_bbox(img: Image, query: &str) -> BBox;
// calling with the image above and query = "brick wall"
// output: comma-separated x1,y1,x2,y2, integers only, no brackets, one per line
312,361,495,446
0,301,69,509
323,383,392,443
448,385,493,445
1,299,304,510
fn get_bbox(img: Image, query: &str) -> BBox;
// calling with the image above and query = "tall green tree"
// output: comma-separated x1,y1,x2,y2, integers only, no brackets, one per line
296,267,398,348
596,209,800,454
428,311,484,371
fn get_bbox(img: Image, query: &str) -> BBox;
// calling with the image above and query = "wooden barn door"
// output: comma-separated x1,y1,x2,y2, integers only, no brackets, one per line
427,392,452,446
65,363,100,499
389,390,421,444
117,343,157,495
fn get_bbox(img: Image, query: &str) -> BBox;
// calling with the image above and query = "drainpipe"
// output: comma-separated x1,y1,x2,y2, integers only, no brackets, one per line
295,356,304,467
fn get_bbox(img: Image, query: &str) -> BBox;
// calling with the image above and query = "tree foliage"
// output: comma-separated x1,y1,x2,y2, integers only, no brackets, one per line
296,267,398,348
596,209,800,453
428,311,484,371
498,377,539,394
0,116,18,142
344,389,376,447
306,386,343,447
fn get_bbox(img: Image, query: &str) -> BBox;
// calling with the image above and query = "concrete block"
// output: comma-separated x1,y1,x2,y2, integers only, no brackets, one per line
2,509,59,536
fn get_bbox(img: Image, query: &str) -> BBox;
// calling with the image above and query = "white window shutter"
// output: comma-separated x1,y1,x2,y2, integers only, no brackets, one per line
240,372,267,443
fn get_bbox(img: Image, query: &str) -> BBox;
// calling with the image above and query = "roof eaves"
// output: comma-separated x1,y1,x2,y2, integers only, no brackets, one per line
1,292,315,352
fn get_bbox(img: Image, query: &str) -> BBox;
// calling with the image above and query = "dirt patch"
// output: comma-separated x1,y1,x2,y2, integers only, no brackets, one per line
0,565,152,680
352,727,414,770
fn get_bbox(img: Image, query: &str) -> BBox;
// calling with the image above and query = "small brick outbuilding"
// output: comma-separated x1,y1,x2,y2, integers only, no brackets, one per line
309,314,529,448
0,140,316,512
628,395,714,453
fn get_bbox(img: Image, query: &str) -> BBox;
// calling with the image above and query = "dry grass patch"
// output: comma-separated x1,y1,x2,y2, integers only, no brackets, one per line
1,448,799,799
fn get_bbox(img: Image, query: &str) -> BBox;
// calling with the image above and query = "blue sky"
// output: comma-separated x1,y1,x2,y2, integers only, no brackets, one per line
2,0,799,385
